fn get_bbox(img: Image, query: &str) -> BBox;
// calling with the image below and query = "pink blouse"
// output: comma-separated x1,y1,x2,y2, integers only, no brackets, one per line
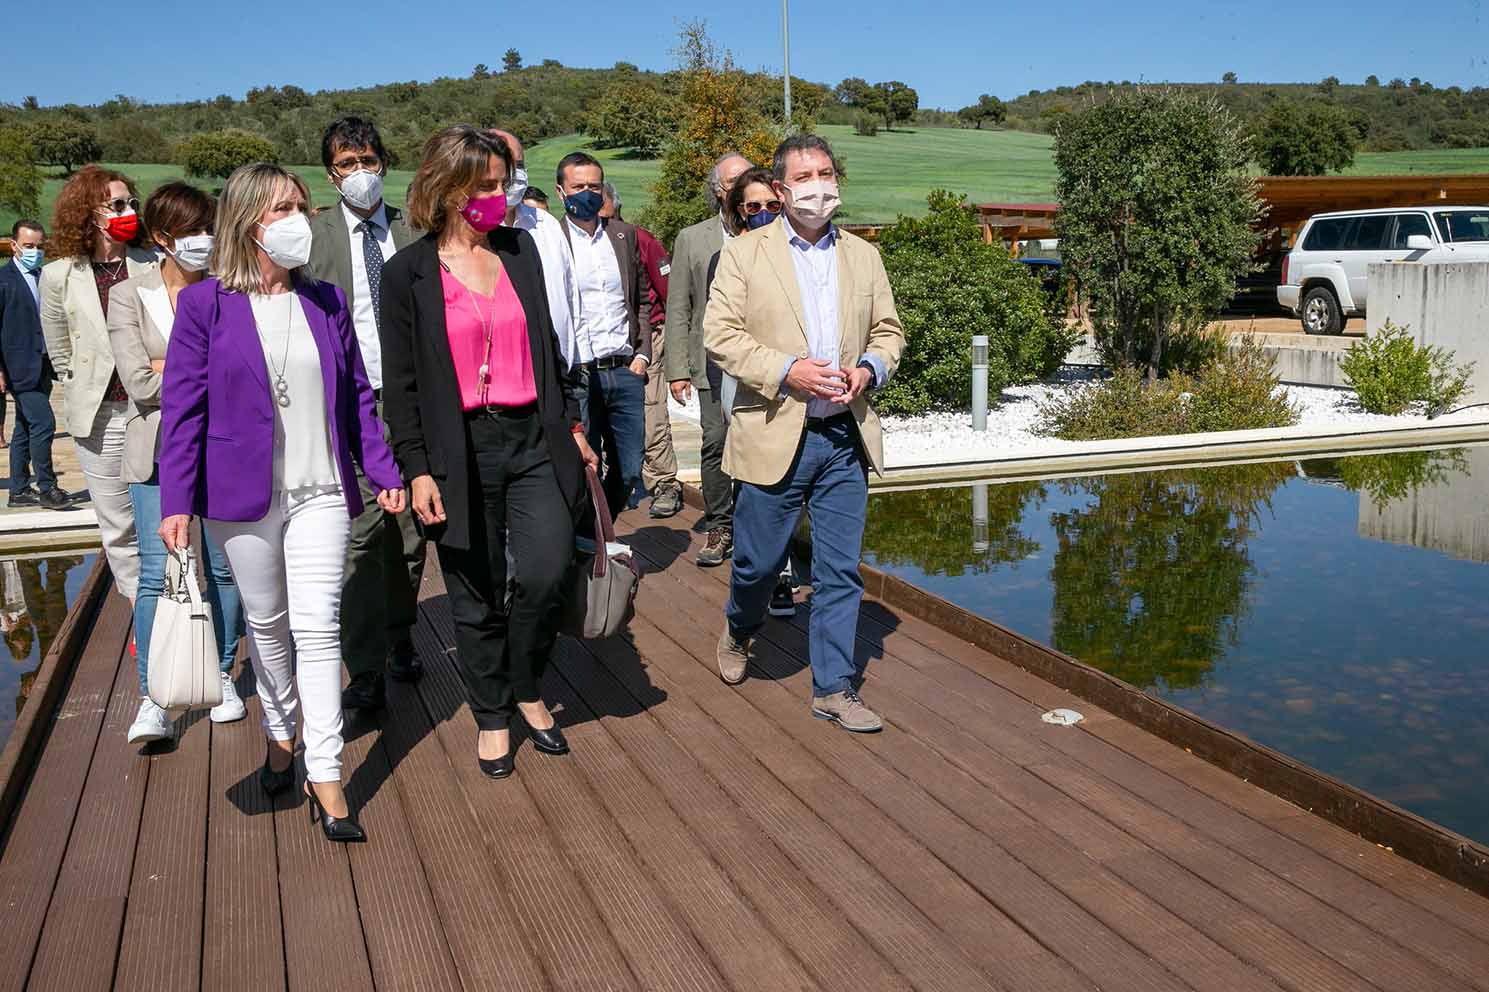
441,266,537,411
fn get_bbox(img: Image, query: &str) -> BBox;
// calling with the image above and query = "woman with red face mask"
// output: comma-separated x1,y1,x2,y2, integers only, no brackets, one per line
40,166,158,608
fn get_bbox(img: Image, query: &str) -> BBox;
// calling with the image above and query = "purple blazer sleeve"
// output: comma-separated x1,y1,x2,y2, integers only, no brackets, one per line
158,286,210,519
330,284,402,493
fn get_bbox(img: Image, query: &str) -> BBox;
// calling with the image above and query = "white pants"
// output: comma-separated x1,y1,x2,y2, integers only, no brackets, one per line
74,401,139,600
212,491,351,783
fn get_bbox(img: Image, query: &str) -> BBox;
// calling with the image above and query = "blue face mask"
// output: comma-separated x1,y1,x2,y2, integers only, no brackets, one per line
563,189,604,222
745,210,778,230
16,246,44,272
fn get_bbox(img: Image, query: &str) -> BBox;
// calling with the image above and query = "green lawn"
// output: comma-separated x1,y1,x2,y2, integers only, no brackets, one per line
8,125,1489,243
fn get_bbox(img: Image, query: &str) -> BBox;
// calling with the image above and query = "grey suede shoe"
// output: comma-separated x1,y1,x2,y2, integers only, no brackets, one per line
811,690,884,733
649,480,684,518
716,627,751,685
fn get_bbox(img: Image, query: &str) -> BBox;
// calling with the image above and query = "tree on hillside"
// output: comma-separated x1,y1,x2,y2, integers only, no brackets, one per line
641,21,778,246
1319,75,1340,95
957,94,1006,129
21,96,38,111
177,129,277,180
26,117,101,173
1222,71,1238,84
1254,98,1356,175
1054,89,1263,376
833,77,876,109
99,119,170,163
1366,74,1380,86
585,81,677,157
472,64,490,80
0,127,43,217
873,81,918,128
503,49,523,72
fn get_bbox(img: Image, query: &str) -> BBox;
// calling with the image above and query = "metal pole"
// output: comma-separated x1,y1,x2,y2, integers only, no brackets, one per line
782,0,793,123
971,335,989,431
971,483,989,554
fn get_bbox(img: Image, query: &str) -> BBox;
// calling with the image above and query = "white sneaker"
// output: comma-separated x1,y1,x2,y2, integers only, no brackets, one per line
127,697,174,743
210,672,247,723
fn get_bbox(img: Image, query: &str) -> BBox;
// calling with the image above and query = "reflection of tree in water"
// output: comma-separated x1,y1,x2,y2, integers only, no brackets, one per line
1048,462,1294,692
865,482,1046,576
1300,449,1470,512
5,555,89,717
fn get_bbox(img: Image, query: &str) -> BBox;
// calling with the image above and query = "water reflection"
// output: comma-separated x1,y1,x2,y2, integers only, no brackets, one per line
1,554,95,747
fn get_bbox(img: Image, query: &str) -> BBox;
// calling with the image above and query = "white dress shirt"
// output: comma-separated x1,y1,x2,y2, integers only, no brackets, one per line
567,220,632,362
341,200,395,390
13,258,41,308
513,203,582,368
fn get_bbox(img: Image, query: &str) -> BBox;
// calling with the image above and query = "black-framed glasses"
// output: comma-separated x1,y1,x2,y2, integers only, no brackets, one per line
743,199,782,216
100,196,140,215
331,154,383,174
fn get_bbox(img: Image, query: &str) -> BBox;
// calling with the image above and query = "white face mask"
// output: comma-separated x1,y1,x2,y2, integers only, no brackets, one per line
169,234,214,272
338,169,384,212
784,179,842,226
505,166,528,207
255,213,313,269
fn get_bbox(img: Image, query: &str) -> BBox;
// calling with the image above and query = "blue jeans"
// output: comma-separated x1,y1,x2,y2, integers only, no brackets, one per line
10,383,57,495
130,476,245,695
580,364,646,520
727,415,869,697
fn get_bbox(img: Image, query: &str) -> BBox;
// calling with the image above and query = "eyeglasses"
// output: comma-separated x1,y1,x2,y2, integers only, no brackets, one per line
742,199,782,216
100,196,140,215
331,154,383,174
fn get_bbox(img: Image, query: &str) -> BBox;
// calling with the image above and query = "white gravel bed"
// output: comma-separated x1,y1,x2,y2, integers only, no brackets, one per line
664,370,1433,470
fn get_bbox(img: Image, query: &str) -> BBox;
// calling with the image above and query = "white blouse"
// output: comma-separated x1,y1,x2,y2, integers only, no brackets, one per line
247,292,340,497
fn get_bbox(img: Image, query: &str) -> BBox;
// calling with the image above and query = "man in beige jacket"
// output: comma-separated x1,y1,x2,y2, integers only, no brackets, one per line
704,134,904,732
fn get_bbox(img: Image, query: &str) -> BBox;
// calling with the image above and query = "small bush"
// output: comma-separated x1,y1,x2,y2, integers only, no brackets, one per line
854,113,879,137
1161,323,1230,377
1340,320,1475,415
1037,341,1299,440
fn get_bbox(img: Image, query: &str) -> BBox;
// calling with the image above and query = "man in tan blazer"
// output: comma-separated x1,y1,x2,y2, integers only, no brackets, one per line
705,134,904,732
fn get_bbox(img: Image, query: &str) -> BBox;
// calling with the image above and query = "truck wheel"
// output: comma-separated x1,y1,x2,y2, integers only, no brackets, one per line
1301,286,1343,335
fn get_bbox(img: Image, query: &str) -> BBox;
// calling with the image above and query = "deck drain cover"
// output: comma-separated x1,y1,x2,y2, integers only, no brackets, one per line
1041,708,1085,726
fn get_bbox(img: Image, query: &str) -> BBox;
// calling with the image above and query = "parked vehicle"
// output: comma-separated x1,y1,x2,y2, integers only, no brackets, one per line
1277,206,1489,334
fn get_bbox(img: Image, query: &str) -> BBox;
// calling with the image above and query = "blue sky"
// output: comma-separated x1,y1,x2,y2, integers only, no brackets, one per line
12,0,1488,110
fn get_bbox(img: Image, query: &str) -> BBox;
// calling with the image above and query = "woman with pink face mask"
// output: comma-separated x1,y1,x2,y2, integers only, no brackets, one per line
379,125,598,780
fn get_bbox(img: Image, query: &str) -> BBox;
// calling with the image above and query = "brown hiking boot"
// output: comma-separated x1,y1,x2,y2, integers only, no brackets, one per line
811,690,883,733
716,627,751,685
696,527,733,566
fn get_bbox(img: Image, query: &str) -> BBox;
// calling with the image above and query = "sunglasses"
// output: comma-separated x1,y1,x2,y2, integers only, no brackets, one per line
743,199,782,216
100,196,140,215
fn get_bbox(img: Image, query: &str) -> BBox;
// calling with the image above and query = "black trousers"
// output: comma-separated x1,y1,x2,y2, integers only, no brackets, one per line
9,380,56,496
437,406,574,731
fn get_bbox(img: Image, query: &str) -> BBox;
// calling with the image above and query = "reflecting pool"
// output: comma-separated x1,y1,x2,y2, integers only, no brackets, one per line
0,553,98,752
862,446,1489,843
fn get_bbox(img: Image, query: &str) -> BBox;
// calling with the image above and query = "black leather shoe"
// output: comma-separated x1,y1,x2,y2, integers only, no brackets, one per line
528,723,570,755
38,488,81,511
387,640,423,683
305,784,366,842
342,671,386,711
478,751,514,779
64,488,90,504
259,744,294,796
6,488,38,508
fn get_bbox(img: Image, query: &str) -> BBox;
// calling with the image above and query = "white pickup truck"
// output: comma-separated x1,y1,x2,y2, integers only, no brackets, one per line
1277,206,1489,334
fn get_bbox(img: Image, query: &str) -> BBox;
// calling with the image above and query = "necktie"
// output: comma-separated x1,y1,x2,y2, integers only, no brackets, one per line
362,221,384,330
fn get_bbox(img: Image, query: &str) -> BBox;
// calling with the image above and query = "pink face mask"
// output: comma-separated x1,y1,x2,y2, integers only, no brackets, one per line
460,192,509,233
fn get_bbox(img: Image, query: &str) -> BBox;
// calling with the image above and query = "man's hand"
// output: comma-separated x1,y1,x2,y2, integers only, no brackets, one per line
377,488,407,514
785,359,847,401
832,366,873,405
150,359,166,375
669,379,693,403
160,514,192,553
628,356,648,377
573,430,600,472
410,474,446,526
0,371,7,393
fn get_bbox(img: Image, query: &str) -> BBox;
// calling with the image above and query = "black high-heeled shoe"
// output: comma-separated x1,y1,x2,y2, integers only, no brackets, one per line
259,744,294,796
527,722,569,756
305,783,366,842
477,748,514,779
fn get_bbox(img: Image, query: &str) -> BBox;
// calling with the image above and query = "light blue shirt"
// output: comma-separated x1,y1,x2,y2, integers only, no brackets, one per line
13,258,41,309
778,217,886,419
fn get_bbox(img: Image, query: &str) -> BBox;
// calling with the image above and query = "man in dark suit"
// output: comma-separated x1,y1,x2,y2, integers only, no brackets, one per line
305,117,423,713
0,221,75,510
557,152,653,519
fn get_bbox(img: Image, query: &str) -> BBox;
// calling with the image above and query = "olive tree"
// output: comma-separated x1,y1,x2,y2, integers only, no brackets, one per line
1055,89,1263,376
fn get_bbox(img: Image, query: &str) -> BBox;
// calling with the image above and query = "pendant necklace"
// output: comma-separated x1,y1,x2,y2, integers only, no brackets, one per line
255,295,294,408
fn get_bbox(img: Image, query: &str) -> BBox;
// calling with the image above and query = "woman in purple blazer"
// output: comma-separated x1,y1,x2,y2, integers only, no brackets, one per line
158,163,405,843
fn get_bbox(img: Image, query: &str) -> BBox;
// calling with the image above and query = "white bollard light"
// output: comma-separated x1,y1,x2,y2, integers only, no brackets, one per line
971,482,989,553
971,335,989,432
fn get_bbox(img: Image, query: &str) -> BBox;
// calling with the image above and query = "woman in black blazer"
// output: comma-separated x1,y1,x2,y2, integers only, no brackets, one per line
379,125,597,778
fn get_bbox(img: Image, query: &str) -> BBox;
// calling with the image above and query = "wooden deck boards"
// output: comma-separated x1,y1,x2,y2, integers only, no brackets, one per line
3,504,1488,991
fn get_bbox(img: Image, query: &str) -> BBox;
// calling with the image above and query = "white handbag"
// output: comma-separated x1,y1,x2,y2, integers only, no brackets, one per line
147,547,223,710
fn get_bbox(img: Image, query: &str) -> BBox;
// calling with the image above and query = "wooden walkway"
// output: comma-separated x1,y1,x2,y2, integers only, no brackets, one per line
3,503,1489,991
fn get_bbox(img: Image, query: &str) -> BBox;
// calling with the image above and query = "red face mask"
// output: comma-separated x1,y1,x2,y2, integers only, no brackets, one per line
103,212,139,244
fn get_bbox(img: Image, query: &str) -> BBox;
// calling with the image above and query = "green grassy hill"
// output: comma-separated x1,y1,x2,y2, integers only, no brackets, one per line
9,124,1489,243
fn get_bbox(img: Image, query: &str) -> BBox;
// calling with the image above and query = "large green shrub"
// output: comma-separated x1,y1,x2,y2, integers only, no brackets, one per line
875,190,1075,415
1340,320,1475,415
1187,336,1302,432
176,129,278,180
0,127,42,217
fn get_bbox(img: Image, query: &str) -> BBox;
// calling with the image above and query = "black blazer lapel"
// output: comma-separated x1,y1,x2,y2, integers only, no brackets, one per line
407,236,458,391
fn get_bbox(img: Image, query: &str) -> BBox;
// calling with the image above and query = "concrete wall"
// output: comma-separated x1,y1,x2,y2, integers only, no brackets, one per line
1367,261,1489,406
1229,332,1353,389
1357,445,1489,563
